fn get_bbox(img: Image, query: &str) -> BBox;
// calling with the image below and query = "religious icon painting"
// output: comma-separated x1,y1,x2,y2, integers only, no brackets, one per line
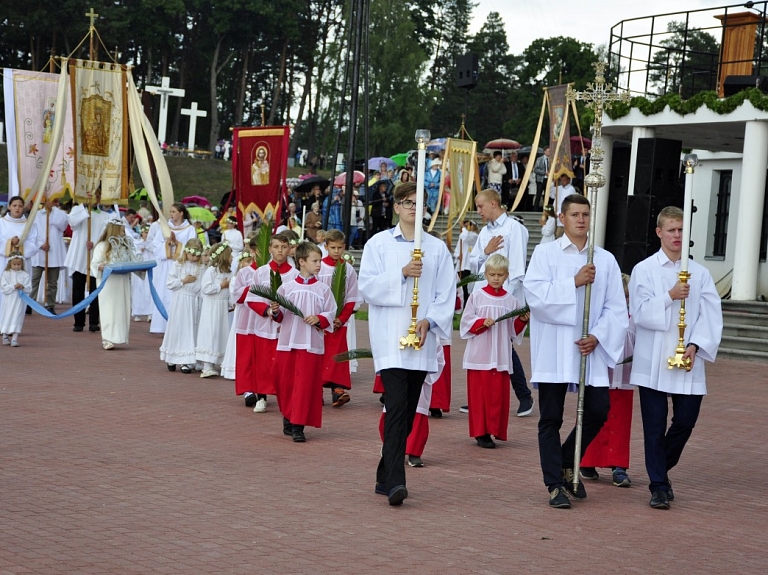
80,94,111,157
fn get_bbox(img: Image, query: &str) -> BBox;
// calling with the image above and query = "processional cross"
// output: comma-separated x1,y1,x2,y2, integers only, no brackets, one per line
145,76,186,145
181,102,208,152
565,61,629,496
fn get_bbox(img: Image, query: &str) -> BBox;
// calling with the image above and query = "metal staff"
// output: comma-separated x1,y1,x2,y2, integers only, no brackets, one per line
399,128,430,350
668,154,698,371
567,63,629,494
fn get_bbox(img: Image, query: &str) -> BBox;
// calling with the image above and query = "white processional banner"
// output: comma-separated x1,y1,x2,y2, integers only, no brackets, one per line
3,68,75,200
70,59,130,204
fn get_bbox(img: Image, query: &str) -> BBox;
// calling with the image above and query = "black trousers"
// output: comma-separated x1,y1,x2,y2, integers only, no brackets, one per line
533,180,546,209
638,386,703,494
71,271,99,328
376,368,427,491
537,383,610,490
510,347,531,402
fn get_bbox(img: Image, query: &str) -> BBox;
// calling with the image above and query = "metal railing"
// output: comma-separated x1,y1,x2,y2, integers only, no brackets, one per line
608,2,768,98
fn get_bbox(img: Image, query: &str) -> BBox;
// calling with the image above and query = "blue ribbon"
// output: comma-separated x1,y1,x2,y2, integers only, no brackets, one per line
18,260,168,320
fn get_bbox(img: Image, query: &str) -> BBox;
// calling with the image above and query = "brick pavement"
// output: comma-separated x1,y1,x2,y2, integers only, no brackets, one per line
0,313,766,574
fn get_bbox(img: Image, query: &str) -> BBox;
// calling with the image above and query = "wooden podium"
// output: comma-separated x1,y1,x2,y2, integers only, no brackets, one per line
716,11,766,97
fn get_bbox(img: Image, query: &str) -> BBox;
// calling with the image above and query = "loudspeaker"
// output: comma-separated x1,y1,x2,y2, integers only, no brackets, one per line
456,54,479,89
723,75,768,97
620,194,684,273
603,145,630,262
633,138,683,196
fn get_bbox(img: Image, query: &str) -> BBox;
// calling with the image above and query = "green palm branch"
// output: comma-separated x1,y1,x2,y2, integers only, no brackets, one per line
457,272,484,289
248,284,304,318
494,305,530,323
333,348,373,363
330,260,347,318
269,269,282,296
254,222,272,267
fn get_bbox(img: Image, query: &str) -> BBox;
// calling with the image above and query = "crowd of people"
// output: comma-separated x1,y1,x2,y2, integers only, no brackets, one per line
0,179,723,511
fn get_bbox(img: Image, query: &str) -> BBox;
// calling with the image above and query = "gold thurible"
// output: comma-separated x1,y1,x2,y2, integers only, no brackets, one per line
399,248,423,350
667,270,692,371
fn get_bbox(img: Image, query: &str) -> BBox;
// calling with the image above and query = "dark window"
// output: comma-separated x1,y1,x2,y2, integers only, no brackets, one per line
712,171,731,258
761,174,768,262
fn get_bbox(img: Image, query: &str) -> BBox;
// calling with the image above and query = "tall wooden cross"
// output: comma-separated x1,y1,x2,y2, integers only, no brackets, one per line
181,102,207,152
145,76,185,145
85,8,99,60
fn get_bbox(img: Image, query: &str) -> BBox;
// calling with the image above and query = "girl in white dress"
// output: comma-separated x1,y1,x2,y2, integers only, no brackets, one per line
0,196,38,311
159,238,204,373
91,220,133,350
221,216,244,273
195,242,233,378
539,205,556,244
149,203,197,334
0,253,31,347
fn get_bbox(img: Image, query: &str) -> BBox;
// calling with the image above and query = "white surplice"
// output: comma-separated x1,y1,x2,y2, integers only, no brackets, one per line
469,212,528,301
359,225,455,374
63,205,108,276
275,277,336,354
629,251,722,395
130,236,155,317
195,266,232,364
523,235,628,387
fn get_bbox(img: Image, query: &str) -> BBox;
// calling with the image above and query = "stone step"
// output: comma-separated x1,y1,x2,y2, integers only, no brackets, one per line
720,334,768,353
717,347,768,363
721,300,768,315
722,323,768,339
722,310,768,326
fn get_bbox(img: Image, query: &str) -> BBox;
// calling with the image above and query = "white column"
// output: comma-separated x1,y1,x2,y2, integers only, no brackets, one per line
627,126,655,196
594,135,614,248
732,120,768,300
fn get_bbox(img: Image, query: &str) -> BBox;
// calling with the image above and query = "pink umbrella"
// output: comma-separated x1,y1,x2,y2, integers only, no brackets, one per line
484,138,521,150
333,171,365,186
181,195,212,207
570,136,592,155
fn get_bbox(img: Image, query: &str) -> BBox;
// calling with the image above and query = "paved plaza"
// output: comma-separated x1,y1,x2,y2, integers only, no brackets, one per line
1,313,766,574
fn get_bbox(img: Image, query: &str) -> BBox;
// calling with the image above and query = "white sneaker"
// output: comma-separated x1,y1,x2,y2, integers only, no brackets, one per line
253,398,267,413
2,336,9,345
133,316,141,322
200,369,218,378
10,340,19,347
102,341,115,350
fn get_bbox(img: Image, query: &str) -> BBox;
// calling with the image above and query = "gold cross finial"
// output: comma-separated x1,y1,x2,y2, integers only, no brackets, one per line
85,7,99,29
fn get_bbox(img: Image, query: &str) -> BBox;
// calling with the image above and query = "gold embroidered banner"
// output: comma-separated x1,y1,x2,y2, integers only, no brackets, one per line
4,69,75,200
70,59,130,204
548,84,574,182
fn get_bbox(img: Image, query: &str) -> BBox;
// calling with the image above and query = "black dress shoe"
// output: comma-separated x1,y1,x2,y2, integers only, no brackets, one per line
73,326,84,332
244,393,257,407
89,325,100,332
388,485,408,506
25,306,32,315
166,363,176,372
429,408,443,418
650,489,670,509
476,434,496,449
283,418,293,436
292,425,306,442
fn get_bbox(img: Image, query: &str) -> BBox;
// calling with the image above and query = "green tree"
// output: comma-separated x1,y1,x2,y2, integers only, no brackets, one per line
648,21,720,98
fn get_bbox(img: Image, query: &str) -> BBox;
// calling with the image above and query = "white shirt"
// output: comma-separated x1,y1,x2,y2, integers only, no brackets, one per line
553,183,577,226
453,228,478,273
523,234,628,387
469,212,528,301
32,207,68,267
62,205,109,276
359,224,455,373
486,159,507,185
629,250,722,395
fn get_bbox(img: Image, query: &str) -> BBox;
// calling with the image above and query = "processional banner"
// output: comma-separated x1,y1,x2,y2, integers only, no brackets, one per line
548,84,574,181
232,126,290,225
2,69,75,200
445,138,477,231
70,59,130,204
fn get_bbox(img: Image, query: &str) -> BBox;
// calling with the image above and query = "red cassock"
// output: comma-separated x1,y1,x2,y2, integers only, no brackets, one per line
373,373,385,394
252,336,279,396
467,368,510,441
379,412,429,458
276,350,324,428
322,326,351,388
429,345,451,411
580,388,633,468
234,333,258,395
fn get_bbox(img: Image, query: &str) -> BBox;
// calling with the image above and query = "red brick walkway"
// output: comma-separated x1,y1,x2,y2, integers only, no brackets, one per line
1,313,766,574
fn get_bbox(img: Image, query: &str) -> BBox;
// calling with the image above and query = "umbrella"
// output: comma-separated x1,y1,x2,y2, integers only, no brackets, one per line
485,138,520,150
517,145,544,157
188,206,216,225
129,188,148,200
368,157,396,171
427,138,447,152
294,175,331,196
181,195,212,207
390,153,409,167
570,136,592,155
286,177,303,190
333,171,366,186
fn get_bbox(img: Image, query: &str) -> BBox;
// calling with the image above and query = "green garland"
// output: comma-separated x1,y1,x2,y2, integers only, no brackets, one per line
607,87,768,120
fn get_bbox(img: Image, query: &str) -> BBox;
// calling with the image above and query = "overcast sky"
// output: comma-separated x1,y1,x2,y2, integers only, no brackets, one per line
471,0,731,54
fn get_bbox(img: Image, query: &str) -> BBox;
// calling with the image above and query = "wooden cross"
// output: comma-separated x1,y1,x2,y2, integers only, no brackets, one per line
85,7,99,28
145,76,186,145
181,102,208,152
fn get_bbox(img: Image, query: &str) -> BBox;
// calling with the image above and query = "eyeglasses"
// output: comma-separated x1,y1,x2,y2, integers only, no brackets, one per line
398,200,417,209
